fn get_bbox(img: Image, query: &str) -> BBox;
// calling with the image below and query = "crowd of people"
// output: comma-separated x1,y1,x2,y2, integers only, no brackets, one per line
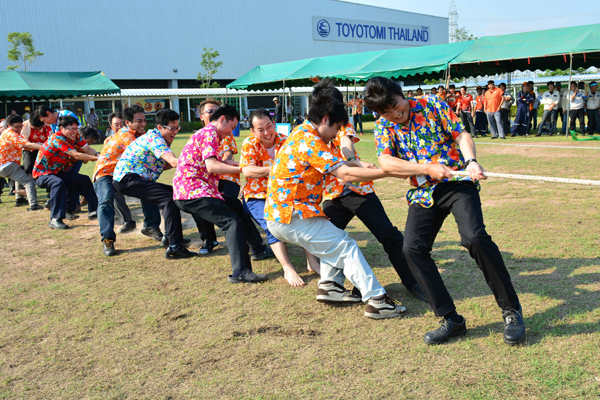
0,77,528,346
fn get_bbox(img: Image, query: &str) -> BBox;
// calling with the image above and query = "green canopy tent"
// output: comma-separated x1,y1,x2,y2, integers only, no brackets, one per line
0,71,120,102
227,41,475,90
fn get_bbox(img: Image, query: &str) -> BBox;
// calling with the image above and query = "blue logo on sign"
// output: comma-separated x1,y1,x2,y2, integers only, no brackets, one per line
317,19,330,37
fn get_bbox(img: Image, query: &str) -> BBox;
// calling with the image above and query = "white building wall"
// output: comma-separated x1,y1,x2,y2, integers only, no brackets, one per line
0,0,448,81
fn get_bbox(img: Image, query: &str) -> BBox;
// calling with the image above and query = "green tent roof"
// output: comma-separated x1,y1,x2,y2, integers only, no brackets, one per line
0,71,120,102
451,23,600,77
227,41,474,90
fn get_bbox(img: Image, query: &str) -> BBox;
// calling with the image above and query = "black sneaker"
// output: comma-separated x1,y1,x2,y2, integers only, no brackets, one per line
119,221,137,234
65,212,79,220
228,268,268,284
27,205,44,211
316,281,362,303
141,227,163,242
102,239,117,256
88,211,98,220
198,240,218,255
423,316,467,345
164,244,197,259
364,294,406,319
14,198,28,207
251,246,276,261
48,219,69,230
503,307,526,346
161,236,191,248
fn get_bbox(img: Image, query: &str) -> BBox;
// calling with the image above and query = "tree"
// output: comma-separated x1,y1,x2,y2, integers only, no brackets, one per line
452,26,477,43
538,67,594,77
196,47,223,88
6,32,44,71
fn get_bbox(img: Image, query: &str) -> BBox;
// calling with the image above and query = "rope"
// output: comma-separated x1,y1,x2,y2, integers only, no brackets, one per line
475,142,600,150
450,171,600,186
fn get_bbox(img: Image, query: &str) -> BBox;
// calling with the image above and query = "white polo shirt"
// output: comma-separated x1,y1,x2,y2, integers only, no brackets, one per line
570,90,585,110
586,89,600,110
540,90,560,110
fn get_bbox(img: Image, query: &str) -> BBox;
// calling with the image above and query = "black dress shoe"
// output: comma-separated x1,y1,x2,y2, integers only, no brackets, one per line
141,227,163,242
407,282,428,303
65,212,79,220
503,307,526,345
228,268,268,284
161,236,191,248
14,198,28,207
164,244,197,259
48,219,69,230
119,221,137,234
491,136,498,139
423,316,467,345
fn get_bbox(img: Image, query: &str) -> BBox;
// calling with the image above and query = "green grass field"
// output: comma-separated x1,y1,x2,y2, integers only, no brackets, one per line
1,122,599,399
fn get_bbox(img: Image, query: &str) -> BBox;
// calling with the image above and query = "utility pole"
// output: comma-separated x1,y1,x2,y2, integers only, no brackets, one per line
449,0,458,43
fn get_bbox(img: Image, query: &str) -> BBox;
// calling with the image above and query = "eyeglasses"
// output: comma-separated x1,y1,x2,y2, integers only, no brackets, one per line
63,126,79,132
203,109,215,115
161,125,181,132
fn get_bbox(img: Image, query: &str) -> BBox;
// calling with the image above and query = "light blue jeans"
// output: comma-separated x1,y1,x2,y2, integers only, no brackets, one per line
267,212,385,301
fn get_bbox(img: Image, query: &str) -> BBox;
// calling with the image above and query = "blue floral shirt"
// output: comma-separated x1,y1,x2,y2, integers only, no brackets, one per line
113,129,172,182
50,110,80,134
374,95,478,208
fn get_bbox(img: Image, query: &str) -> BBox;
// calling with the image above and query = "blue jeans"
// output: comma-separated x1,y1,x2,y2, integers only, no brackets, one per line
486,111,504,138
243,198,279,245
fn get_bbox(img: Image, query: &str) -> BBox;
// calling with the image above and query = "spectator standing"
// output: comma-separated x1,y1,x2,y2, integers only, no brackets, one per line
273,97,283,123
499,83,513,135
416,88,423,96
569,81,585,133
346,93,365,135
536,81,560,136
527,82,537,132
445,84,461,113
458,86,476,137
76,109,87,126
484,80,506,139
511,82,533,137
556,82,567,133
474,86,487,136
586,82,600,135
86,108,99,129
431,87,437,96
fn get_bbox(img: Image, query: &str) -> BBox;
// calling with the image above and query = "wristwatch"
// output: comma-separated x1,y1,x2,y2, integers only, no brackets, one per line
464,158,477,168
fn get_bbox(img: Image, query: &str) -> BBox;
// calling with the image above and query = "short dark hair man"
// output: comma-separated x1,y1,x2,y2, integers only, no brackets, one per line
536,81,560,136
265,79,407,319
273,97,283,123
586,81,600,135
112,109,195,259
364,76,525,345
510,82,533,137
35,105,80,134
33,115,99,229
346,93,365,135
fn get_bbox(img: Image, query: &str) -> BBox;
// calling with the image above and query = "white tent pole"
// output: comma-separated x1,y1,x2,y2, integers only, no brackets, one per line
283,80,286,121
186,97,191,122
566,53,573,137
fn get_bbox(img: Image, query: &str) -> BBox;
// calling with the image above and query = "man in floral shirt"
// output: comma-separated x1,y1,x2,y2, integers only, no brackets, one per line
240,108,318,287
20,115,51,175
35,105,80,134
266,79,407,320
33,115,99,229
113,109,195,260
322,122,426,302
364,76,525,345
92,106,161,256
174,105,267,283
0,114,43,210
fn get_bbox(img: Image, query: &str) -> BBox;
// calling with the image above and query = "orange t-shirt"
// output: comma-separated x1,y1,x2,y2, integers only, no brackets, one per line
484,88,504,113
475,95,485,111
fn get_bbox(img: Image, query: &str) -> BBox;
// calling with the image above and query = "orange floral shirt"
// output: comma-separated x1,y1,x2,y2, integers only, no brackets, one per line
239,131,284,200
92,127,138,182
347,98,365,115
0,129,27,165
265,121,342,224
219,133,241,186
323,124,375,201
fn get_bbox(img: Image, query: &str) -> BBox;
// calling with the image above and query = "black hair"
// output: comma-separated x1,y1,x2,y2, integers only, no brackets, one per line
35,105,54,118
590,81,597,86
547,81,555,87
108,111,123,125
155,108,180,126
6,114,23,125
209,104,240,123
249,108,273,129
29,114,44,128
80,126,99,140
460,85,467,90
363,76,404,114
528,81,534,85
499,83,506,88
58,115,79,128
123,105,145,123
487,80,495,85
448,84,455,89
307,78,348,127
437,85,445,90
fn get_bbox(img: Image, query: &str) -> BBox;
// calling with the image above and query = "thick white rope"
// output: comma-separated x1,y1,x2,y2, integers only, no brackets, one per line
450,171,600,186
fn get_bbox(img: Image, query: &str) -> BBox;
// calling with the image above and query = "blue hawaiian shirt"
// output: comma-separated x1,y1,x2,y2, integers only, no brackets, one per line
113,129,173,182
374,95,478,208
50,110,80,134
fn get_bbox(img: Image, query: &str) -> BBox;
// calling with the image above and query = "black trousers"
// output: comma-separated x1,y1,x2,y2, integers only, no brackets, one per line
323,192,417,289
474,111,487,133
570,109,585,132
22,150,38,175
402,181,520,317
352,114,363,134
112,173,183,246
460,111,475,135
500,109,510,135
176,196,252,274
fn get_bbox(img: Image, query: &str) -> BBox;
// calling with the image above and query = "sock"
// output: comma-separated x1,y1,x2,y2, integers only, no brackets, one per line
444,311,461,323
169,244,178,251
232,269,243,278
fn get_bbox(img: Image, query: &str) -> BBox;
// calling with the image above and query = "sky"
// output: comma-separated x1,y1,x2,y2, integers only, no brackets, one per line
344,0,600,37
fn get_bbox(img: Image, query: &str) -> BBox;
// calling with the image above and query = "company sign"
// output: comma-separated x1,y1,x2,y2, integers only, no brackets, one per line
313,16,430,46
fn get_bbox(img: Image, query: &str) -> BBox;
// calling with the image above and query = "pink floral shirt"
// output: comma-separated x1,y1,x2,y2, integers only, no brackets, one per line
173,124,224,201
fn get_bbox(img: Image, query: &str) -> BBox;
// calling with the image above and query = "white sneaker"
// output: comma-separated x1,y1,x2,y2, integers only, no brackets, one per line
364,294,406,319
316,281,362,303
